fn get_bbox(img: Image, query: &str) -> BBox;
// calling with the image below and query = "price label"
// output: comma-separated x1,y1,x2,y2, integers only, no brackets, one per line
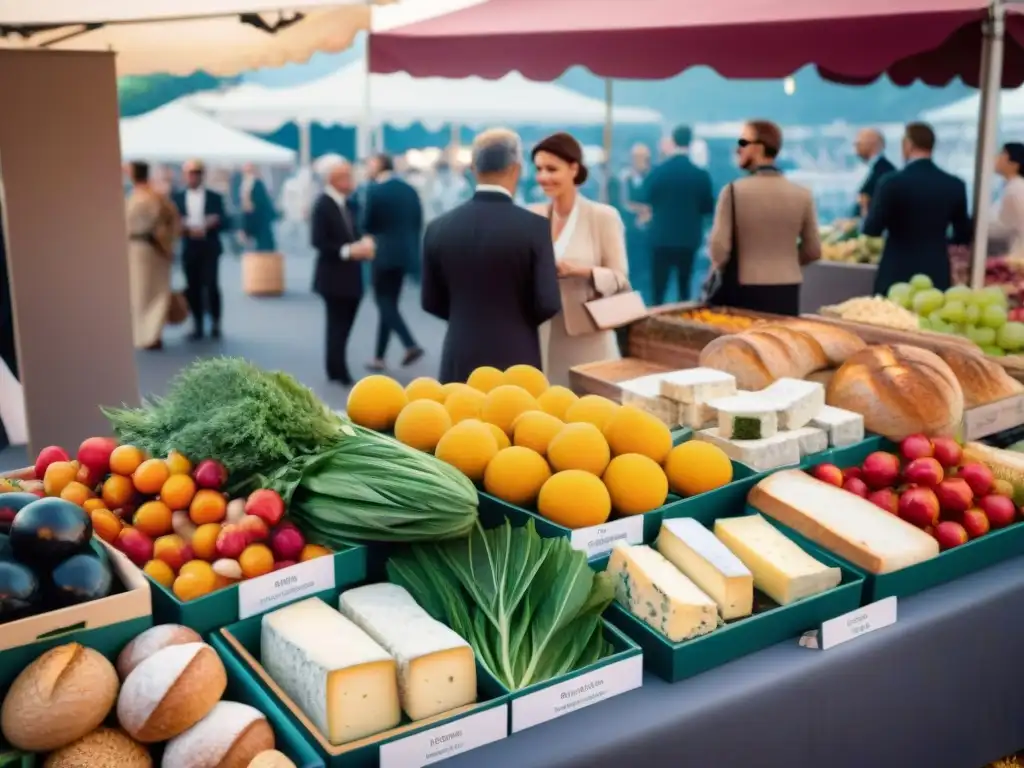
569,517,644,559
962,393,1024,441
237,555,335,619
511,653,643,732
816,597,897,650
379,704,508,767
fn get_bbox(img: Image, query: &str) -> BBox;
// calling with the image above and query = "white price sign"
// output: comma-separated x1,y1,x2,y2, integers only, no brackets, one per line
962,393,1024,441
511,653,643,732
806,597,898,651
379,704,508,768
569,517,644,559
237,555,335,619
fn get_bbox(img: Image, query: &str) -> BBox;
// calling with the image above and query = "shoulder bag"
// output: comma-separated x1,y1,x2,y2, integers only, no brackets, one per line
701,182,739,305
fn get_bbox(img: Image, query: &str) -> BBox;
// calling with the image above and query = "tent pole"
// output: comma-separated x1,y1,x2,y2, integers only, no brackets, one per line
970,0,1006,289
297,119,312,168
602,78,613,203
358,38,374,160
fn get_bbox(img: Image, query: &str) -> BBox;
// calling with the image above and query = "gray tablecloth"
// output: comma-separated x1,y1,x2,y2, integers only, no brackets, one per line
443,556,1024,768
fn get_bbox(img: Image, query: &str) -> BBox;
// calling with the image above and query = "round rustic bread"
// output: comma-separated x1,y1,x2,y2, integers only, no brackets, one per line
162,701,275,768
117,642,227,743
116,624,203,680
1,643,119,751
248,750,297,768
827,344,964,440
43,727,152,768
937,346,1024,409
772,320,866,366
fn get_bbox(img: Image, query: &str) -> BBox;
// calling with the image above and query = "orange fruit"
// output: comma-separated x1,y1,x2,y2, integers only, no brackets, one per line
160,474,196,511
299,544,331,562
238,544,275,579
191,523,222,560
172,560,216,601
102,474,135,510
109,445,145,476
42,461,77,497
82,498,107,513
90,508,122,544
143,559,175,588
165,450,192,476
189,489,227,525
133,500,173,538
60,481,95,507
133,458,170,495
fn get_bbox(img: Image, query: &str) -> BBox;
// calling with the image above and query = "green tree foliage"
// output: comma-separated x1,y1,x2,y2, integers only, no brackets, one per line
117,73,234,117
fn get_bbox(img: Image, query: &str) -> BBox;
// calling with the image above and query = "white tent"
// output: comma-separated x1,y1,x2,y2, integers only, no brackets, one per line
120,102,296,164
0,0,394,76
182,59,664,132
923,91,1024,125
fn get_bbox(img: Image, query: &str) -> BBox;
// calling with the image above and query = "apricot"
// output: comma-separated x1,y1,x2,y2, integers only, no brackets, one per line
109,444,145,476
143,559,175,588
191,523,222,560
102,474,135,510
160,474,196,511
239,544,275,579
189,489,227,525
90,508,123,544
133,458,170,495
165,450,192,476
299,544,331,562
82,498,107,513
43,461,77,497
172,560,216,601
153,533,194,572
133,500,173,538
60,481,95,507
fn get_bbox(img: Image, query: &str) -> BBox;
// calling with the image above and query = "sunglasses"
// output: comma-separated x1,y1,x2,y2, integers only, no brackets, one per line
736,138,762,149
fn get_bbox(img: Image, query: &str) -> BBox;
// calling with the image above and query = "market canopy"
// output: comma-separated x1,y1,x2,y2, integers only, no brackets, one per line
368,0,1024,87
119,102,296,164
183,59,663,132
923,88,1024,123
0,0,396,76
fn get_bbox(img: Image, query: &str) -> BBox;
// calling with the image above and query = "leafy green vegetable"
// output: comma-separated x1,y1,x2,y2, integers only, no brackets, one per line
264,423,478,544
388,520,614,690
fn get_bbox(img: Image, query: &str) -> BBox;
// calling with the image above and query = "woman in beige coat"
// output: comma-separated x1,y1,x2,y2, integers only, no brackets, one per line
126,161,179,350
530,133,630,388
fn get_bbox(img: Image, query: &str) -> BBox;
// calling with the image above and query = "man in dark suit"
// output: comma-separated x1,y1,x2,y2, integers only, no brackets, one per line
311,159,375,385
852,128,897,219
863,122,972,295
639,125,715,305
363,153,425,371
172,160,226,340
422,128,561,383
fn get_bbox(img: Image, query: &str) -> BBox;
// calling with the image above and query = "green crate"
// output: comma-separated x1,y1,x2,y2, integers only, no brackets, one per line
603,506,864,682
214,593,510,768
799,434,887,470
149,546,368,635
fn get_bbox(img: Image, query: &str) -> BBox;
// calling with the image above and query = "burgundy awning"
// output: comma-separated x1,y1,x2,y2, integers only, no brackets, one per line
369,0,1024,87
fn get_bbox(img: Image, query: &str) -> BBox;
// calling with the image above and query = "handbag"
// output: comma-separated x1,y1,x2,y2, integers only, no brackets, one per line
701,182,739,304
166,292,189,326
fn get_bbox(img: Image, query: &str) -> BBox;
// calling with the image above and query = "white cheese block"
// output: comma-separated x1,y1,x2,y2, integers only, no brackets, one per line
679,400,716,430
619,375,681,427
338,583,477,721
261,598,401,745
658,368,737,404
657,518,753,620
713,515,842,605
748,469,940,574
695,428,801,471
760,378,825,430
810,405,865,447
788,426,828,457
607,542,720,643
711,394,779,440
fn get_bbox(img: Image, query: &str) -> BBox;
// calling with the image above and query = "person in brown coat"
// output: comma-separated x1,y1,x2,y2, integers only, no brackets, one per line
707,120,821,316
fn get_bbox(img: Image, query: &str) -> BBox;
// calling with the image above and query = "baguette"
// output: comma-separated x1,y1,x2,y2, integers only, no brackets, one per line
938,346,1024,408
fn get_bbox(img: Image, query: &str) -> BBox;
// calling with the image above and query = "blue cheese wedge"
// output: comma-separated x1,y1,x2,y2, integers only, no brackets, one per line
618,374,680,427
338,584,476,721
759,378,825,430
714,514,842,605
695,427,801,471
810,405,865,447
658,367,737,404
657,519,753,620
788,426,828,457
261,598,401,745
710,393,779,440
607,542,720,643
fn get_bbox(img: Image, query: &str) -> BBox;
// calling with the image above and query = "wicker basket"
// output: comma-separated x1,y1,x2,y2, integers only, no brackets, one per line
241,252,284,296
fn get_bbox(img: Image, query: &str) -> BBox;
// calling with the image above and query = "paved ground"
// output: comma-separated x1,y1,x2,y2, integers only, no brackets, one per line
0,252,446,468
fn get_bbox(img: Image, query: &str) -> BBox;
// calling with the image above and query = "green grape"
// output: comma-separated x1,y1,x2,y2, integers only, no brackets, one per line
909,274,934,291
981,304,1008,329
887,283,913,308
912,288,945,316
996,321,1024,351
940,300,966,324
918,317,932,331
965,304,981,324
945,285,972,303
983,345,1006,357
979,286,1008,308
967,326,996,346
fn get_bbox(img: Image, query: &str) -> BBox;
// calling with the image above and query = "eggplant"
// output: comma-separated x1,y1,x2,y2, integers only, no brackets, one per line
0,533,11,561
48,551,112,607
9,497,91,566
0,559,40,620
0,492,37,535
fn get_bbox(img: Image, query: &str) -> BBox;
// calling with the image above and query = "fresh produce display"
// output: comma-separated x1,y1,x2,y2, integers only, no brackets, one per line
0,631,282,766
105,358,479,547
347,366,735,527
819,219,883,264
807,435,1024,555
822,296,921,331
388,519,614,691
668,308,762,332
885,275,1024,355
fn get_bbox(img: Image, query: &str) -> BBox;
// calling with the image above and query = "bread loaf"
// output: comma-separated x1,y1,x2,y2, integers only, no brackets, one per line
1,643,119,751
698,332,797,390
827,344,964,439
116,624,202,680
162,701,275,768
751,327,829,373
773,320,866,366
43,728,151,768
117,642,227,742
248,751,297,768
938,347,1024,408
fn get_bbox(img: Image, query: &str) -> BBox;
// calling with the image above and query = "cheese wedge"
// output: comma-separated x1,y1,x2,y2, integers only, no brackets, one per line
607,542,719,643
658,368,737,404
338,583,477,721
748,469,939,574
759,378,825,430
619,374,681,427
713,515,841,605
696,427,801,471
809,405,865,447
261,598,401,745
711,394,779,440
657,518,753,620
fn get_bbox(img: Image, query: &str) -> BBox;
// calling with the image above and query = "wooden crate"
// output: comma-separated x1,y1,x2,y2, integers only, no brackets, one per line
803,313,978,354
568,358,675,401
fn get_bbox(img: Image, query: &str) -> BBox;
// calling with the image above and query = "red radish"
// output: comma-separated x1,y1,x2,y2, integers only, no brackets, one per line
903,457,944,488
245,489,286,527
861,452,900,490
77,437,117,477
193,459,228,490
958,463,994,498
810,463,843,487
867,488,899,514
269,522,305,562
34,446,69,481
934,521,968,551
842,477,869,498
934,478,973,515
900,434,933,461
898,487,940,528
978,494,1016,529
931,437,963,469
